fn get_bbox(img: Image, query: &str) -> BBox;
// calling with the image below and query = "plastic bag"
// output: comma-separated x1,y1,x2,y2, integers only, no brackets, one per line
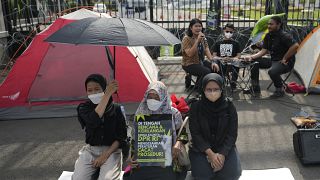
286,82,306,94
171,94,190,113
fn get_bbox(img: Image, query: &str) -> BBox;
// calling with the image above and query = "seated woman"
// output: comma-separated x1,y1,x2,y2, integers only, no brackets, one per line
182,18,219,89
188,73,242,180
73,74,127,180
128,81,185,180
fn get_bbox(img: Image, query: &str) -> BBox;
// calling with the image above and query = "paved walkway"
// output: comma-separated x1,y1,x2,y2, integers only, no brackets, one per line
157,60,320,180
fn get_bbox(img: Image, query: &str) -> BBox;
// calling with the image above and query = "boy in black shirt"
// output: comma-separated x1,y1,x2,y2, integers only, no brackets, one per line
212,24,241,90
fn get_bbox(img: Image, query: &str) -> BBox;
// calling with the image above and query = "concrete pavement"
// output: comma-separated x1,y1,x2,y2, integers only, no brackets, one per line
159,60,320,180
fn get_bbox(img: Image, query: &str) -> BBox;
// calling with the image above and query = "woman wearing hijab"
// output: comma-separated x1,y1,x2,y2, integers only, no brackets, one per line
72,74,127,180
128,81,184,180
189,73,242,180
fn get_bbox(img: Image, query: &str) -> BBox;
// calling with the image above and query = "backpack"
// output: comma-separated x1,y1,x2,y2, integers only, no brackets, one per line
286,82,306,94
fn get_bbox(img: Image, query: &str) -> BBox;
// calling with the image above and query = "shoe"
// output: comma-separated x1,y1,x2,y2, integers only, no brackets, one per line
269,90,285,98
243,86,261,94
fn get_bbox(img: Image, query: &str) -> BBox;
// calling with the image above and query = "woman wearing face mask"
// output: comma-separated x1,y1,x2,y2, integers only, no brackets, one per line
182,18,220,89
212,23,241,90
127,81,185,180
188,73,242,180
73,74,127,180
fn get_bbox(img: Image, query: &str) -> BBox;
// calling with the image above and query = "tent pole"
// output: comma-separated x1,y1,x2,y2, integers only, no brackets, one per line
114,46,116,79
105,46,114,80
113,46,120,102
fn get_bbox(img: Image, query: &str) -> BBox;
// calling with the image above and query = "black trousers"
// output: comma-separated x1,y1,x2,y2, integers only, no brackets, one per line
251,58,294,88
182,61,214,88
189,147,242,180
125,166,177,180
219,63,239,85
268,61,293,88
182,61,213,77
250,57,271,86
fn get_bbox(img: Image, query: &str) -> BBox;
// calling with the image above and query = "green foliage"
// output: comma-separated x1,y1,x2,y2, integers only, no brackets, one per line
299,0,306,4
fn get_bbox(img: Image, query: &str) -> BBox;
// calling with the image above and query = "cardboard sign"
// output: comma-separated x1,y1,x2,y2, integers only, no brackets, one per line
134,114,172,167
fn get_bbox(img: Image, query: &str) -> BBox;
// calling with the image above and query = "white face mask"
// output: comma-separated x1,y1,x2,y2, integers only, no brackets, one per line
224,32,233,39
147,99,162,111
88,92,104,104
205,91,221,102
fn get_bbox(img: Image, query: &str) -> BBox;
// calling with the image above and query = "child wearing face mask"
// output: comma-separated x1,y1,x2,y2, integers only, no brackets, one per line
126,81,186,180
188,73,242,180
212,23,241,90
73,74,127,180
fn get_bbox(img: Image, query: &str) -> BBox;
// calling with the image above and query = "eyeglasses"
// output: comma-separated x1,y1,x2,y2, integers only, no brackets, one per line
205,88,221,93
225,31,233,33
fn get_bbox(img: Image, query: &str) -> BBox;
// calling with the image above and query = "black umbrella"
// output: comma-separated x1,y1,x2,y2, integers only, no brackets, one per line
45,17,181,78
46,17,181,46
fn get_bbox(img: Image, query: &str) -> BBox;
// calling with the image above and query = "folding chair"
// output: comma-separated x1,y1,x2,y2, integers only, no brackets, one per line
218,59,258,97
235,61,259,96
185,73,202,100
266,69,293,90
218,61,235,98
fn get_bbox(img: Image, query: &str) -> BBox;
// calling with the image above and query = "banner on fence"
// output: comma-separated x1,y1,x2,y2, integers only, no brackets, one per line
207,10,218,30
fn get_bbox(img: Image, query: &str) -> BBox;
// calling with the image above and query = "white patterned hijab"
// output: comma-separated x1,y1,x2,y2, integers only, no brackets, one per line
135,81,172,115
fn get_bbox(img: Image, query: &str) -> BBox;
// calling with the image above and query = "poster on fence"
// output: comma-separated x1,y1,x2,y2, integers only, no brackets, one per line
207,10,218,30
134,114,172,167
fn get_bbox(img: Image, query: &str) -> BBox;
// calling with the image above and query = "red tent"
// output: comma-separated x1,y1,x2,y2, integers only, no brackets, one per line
0,9,158,120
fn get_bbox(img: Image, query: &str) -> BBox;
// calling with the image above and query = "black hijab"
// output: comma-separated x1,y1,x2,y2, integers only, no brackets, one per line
199,73,228,113
85,74,114,113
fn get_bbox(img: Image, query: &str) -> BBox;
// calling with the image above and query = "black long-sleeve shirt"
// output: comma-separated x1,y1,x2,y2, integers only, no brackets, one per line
189,100,238,156
77,101,127,147
263,30,297,62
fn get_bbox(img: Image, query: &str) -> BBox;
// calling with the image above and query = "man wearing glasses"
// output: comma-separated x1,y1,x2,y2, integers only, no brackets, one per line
212,24,241,90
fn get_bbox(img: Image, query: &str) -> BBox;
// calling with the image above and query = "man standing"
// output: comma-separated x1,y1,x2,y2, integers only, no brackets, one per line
212,23,241,90
245,16,299,97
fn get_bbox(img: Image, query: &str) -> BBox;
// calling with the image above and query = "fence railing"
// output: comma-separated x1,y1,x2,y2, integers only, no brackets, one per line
0,0,319,64
2,0,319,33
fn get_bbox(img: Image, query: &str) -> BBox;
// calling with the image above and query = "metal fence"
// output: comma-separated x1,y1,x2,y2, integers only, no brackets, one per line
1,0,319,32
0,0,319,62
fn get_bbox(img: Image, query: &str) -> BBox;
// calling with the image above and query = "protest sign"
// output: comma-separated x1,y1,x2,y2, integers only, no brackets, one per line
134,114,172,167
